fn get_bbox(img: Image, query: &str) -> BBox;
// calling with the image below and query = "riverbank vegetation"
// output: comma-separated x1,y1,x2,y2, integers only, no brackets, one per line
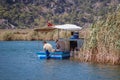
0,29,72,41
0,29,50,41
75,6,120,65
0,0,120,65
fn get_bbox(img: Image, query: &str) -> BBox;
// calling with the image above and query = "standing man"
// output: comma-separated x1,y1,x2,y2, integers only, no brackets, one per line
43,41,54,58
43,41,54,52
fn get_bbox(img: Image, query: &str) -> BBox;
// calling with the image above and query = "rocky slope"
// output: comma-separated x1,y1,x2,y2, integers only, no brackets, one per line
0,0,119,28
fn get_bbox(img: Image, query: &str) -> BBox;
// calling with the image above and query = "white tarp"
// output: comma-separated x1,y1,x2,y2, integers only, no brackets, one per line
54,24,82,31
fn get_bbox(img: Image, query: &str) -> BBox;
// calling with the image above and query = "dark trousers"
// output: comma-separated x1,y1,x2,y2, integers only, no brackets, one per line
45,50,50,59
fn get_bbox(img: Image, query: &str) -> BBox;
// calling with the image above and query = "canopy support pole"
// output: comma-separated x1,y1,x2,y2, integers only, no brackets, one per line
58,29,59,39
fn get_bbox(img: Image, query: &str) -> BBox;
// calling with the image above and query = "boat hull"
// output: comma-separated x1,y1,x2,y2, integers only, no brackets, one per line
36,51,70,59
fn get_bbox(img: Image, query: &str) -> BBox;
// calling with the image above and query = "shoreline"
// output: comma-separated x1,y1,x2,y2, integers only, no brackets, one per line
0,29,57,41
0,29,120,65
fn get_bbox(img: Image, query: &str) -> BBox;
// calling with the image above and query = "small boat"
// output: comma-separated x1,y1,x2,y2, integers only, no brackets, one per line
35,23,83,59
36,38,84,59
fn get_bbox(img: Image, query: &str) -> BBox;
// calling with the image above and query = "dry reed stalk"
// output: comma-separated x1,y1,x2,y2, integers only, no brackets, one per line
75,7,120,64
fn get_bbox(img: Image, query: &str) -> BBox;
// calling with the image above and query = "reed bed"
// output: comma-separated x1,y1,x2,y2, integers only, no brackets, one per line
76,7,120,64
0,29,71,41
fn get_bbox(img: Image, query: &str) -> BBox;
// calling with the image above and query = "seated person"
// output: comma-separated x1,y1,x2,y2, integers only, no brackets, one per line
55,40,65,51
56,40,60,49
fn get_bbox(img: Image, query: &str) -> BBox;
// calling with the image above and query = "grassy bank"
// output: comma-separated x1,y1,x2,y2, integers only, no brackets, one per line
75,7,120,65
0,29,33,41
0,29,53,41
0,29,73,41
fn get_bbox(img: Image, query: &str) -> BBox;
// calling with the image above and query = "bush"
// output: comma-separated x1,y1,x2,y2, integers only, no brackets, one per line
3,32,14,41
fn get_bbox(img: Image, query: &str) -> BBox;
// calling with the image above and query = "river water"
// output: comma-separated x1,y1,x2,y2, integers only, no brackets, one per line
0,41,120,80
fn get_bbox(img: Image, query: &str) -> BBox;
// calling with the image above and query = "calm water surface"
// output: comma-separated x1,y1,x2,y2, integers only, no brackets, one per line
0,41,120,80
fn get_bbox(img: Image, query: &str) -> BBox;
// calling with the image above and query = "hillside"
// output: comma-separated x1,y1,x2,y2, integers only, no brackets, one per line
0,0,120,29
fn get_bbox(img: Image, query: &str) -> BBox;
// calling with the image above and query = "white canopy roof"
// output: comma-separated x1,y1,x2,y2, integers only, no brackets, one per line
53,24,82,31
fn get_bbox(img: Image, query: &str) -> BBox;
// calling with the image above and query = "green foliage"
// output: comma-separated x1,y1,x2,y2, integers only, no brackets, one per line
0,0,119,29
